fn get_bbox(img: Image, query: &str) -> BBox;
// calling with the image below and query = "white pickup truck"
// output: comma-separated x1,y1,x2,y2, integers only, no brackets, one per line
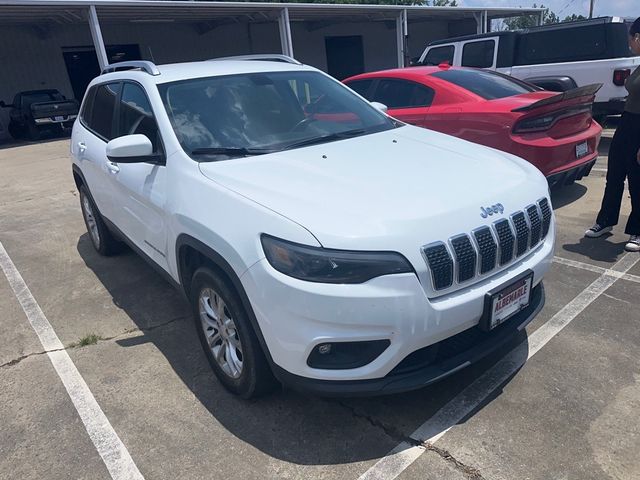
418,17,640,120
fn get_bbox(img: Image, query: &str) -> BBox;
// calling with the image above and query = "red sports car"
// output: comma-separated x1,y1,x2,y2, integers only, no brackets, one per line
344,65,602,188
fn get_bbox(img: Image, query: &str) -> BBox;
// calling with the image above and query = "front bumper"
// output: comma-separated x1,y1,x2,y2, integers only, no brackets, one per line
272,283,544,396
240,226,554,393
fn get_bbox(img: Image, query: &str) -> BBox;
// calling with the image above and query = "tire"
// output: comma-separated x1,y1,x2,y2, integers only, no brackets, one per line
78,185,122,256
190,267,277,398
8,122,23,140
26,121,40,141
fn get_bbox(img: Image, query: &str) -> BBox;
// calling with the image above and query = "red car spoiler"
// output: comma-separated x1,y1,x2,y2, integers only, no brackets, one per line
512,83,603,113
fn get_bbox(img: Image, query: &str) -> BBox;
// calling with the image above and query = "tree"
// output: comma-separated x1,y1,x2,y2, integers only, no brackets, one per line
427,0,458,6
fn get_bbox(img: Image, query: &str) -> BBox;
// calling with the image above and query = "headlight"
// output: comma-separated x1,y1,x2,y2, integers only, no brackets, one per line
261,234,413,284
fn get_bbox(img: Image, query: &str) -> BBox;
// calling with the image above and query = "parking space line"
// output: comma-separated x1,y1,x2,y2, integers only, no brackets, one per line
0,241,145,480
553,255,640,283
358,253,640,480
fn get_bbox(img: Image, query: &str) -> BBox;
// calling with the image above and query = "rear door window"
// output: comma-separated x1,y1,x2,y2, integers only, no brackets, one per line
346,79,374,98
117,82,162,153
371,79,435,109
431,69,535,100
461,40,496,68
87,83,121,140
423,45,455,66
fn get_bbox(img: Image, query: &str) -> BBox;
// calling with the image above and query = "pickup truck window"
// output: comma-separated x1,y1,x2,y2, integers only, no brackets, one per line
462,40,495,69
424,45,454,66
371,79,435,109
432,69,535,100
118,83,162,153
86,83,121,140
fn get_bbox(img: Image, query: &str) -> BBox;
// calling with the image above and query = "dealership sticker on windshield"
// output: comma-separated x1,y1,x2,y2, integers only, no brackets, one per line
481,271,533,331
576,141,589,159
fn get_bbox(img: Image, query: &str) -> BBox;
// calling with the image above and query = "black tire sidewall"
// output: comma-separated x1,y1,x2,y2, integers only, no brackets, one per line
190,267,270,398
78,185,120,256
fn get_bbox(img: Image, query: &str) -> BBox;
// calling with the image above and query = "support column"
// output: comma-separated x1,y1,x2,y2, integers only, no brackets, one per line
539,11,545,26
474,12,483,34
278,8,294,58
396,9,408,68
88,6,108,70
484,10,489,33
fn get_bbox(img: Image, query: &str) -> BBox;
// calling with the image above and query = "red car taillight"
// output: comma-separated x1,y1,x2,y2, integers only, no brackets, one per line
513,105,592,134
613,69,631,86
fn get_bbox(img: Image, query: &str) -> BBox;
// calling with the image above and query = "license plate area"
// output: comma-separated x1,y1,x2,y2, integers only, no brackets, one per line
54,115,65,122
480,270,534,332
576,141,589,159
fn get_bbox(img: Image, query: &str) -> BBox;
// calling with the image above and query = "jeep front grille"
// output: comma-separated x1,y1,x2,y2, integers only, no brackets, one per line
422,198,551,292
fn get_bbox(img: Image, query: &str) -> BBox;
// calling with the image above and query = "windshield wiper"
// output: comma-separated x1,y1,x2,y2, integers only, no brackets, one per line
281,128,368,151
190,147,274,158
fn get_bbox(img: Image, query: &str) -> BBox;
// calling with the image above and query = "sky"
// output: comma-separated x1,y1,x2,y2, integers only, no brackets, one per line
459,0,637,19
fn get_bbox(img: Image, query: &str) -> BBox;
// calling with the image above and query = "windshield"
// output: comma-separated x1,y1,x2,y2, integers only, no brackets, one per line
158,70,397,160
431,69,537,100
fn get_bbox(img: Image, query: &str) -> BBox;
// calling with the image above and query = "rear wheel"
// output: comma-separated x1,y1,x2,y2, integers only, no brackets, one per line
190,267,276,398
79,185,122,256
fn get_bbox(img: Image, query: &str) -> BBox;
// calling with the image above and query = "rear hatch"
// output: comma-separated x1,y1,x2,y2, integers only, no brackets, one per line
30,100,79,119
508,84,602,139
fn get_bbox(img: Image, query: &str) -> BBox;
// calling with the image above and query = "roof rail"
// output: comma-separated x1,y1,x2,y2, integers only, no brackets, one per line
210,54,302,65
101,61,160,76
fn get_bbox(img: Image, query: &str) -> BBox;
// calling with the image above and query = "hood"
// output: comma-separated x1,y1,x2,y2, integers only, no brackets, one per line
198,126,548,250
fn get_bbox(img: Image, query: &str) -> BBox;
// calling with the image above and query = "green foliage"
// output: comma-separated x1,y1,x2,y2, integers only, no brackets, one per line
503,4,588,31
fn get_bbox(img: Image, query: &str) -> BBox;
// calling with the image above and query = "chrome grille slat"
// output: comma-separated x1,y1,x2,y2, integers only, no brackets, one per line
527,204,542,247
494,219,515,266
450,234,476,283
423,198,552,292
473,227,497,274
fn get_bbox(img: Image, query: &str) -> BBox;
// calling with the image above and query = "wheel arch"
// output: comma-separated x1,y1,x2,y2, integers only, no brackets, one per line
175,234,276,366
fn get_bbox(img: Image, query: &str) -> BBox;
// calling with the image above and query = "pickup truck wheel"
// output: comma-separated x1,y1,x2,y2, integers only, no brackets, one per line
26,121,40,141
191,267,276,398
79,185,122,256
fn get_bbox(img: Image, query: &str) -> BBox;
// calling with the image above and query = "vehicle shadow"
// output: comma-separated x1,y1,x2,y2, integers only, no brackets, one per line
77,233,529,465
550,182,588,209
0,130,70,150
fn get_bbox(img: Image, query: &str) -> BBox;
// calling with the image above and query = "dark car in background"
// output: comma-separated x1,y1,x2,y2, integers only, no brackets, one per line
1,89,79,140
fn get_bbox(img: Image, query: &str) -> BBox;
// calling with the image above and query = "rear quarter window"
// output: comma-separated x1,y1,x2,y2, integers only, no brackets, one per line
431,69,536,100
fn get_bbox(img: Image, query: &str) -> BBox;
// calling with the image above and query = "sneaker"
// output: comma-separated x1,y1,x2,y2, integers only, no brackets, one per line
625,235,640,252
585,224,613,238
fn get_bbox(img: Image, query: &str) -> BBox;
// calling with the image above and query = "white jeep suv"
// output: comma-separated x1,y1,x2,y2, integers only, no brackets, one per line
71,56,554,398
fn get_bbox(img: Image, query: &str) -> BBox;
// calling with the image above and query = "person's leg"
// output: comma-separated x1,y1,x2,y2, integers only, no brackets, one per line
624,146,640,236
594,122,630,228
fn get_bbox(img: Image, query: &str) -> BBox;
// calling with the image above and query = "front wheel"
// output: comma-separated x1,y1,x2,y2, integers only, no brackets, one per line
191,267,276,398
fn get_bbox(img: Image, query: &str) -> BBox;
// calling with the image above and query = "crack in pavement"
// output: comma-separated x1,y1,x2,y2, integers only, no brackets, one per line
1,315,187,369
336,400,486,479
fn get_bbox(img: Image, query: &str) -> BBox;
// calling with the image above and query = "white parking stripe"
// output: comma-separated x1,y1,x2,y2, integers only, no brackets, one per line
0,241,145,480
359,253,640,480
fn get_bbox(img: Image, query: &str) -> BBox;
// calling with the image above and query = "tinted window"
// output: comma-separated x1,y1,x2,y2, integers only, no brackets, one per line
80,87,96,125
462,40,495,68
423,45,455,66
347,79,374,97
516,24,618,65
118,83,162,153
431,69,535,100
371,79,434,109
88,83,121,140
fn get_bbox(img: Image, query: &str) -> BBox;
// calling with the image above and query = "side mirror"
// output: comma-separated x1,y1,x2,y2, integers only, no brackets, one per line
106,134,162,164
0,101,10,108
371,101,388,114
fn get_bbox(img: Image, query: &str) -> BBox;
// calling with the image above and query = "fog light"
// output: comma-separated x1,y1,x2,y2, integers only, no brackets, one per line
307,340,390,370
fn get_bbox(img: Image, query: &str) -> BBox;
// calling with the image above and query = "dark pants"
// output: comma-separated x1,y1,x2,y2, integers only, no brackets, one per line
596,111,640,235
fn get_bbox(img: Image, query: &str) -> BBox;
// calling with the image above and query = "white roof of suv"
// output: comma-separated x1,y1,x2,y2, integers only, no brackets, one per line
98,56,317,84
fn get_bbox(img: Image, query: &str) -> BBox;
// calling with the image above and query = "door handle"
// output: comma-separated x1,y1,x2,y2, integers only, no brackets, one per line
77,142,86,153
106,162,120,173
